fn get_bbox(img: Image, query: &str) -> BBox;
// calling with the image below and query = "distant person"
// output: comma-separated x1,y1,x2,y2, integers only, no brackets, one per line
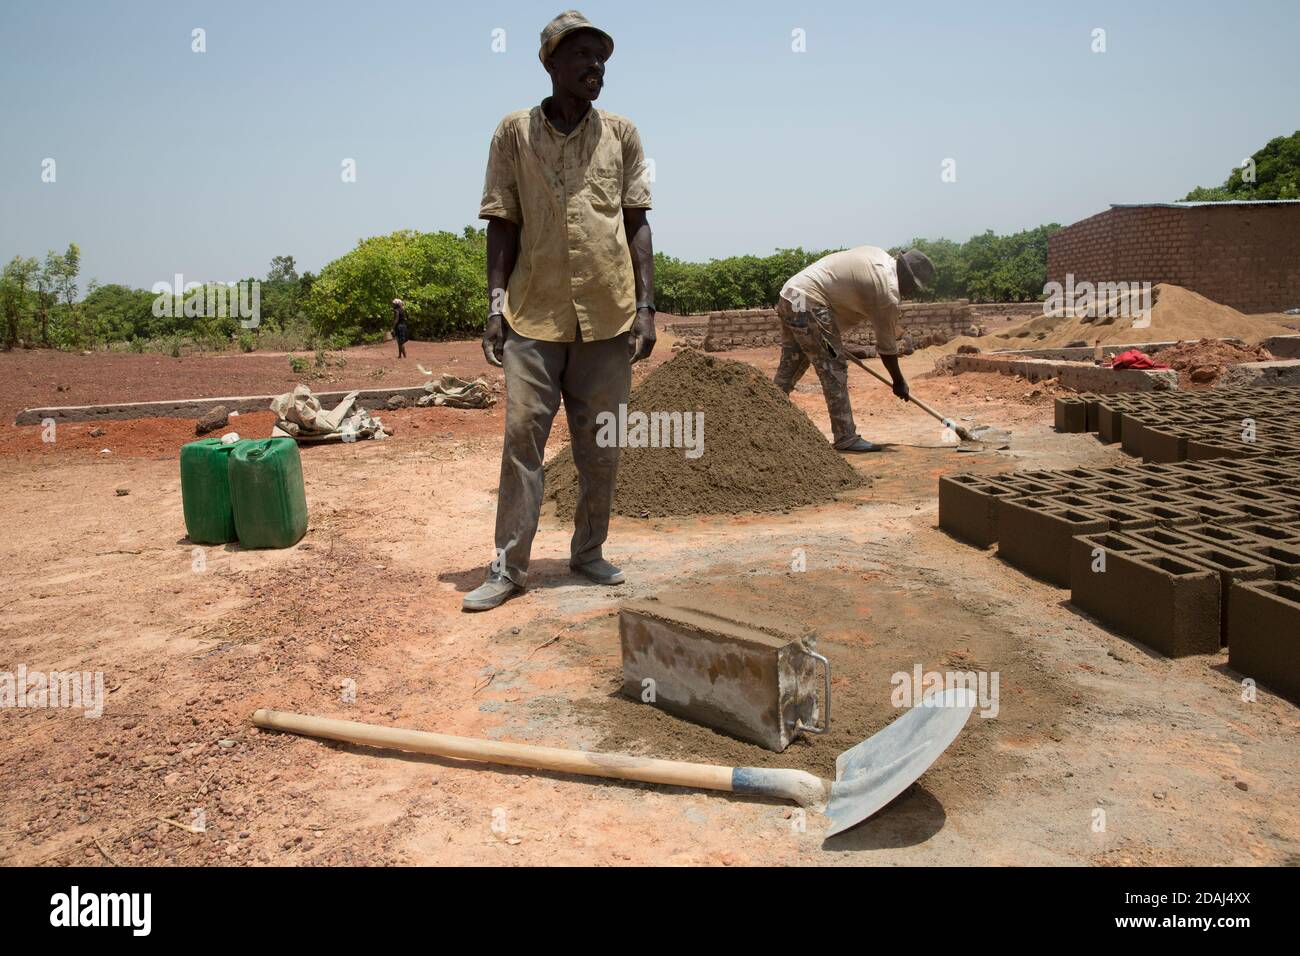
392,298,408,358
775,247,935,452
462,10,655,612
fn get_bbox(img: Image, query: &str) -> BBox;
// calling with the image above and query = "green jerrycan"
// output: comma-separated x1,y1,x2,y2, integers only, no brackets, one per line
179,437,245,545
228,438,308,549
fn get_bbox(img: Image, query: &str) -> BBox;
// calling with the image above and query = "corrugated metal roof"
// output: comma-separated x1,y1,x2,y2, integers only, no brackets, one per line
1109,200,1300,209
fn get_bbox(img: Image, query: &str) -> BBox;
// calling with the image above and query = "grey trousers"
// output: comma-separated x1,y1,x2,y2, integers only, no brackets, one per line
773,305,862,448
492,325,632,587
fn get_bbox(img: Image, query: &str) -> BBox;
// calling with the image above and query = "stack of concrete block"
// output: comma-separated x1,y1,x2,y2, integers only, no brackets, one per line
1056,386,1300,461
938,456,1300,700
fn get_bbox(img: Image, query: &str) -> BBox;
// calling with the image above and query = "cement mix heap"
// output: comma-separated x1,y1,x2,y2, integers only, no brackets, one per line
933,283,1299,355
545,348,864,518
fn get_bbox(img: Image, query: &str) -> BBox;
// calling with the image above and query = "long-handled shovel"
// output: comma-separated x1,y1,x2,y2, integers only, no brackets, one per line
812,324,1009,447
253,688,975,837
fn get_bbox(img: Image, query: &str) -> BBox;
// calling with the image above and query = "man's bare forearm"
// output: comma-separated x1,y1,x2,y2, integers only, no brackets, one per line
486,217,520,312
624,208,654,304
880,353,910,400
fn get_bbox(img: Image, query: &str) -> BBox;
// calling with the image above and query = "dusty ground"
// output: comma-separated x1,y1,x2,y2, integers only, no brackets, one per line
2,334,1297,867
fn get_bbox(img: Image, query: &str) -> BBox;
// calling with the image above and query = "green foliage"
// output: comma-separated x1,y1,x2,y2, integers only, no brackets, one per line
940,224,1060,303
2,255,39,347
654,247,832,314
655,226,1059,312
79,283,158,343
289,356,308,374
303,228,487,342
1181,131,1300,201
3,217,1069,354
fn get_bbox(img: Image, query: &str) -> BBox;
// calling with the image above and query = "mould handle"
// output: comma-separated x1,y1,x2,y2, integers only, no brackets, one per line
795,649,830,736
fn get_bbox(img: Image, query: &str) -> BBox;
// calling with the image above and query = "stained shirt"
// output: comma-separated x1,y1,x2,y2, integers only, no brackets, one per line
780,246,902,356
479,100,652,343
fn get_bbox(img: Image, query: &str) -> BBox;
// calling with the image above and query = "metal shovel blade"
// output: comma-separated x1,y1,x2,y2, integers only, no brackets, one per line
823,687,976,837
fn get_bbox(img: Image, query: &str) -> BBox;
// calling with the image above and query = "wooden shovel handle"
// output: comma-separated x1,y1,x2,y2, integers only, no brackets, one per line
840,350,950,426
253,709,735,793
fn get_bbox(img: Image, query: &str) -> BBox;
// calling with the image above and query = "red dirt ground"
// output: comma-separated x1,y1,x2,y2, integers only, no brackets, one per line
4,333,1297,867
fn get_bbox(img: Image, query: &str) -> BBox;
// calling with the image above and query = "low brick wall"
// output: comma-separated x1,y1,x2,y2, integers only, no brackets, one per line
701,300,983,352
937,353,1179,393
969,302,1044,318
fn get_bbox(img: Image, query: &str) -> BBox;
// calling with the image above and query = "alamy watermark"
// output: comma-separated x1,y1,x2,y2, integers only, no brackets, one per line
890,664,999,718
596,404,704,459
1042,274,1151,327
1,665,104,718
151,273,261,329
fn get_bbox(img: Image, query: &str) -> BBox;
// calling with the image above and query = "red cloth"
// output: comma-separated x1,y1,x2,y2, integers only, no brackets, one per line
1110,349,1169,370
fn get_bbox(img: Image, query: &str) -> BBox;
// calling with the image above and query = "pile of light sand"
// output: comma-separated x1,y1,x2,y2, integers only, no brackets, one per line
928,284,1297,356
544,349,864,519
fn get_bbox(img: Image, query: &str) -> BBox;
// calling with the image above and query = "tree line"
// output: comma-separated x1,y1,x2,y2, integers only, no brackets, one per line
2,224,1063,352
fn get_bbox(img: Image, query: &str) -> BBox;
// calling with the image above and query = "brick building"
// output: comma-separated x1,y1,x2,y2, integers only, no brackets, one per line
1046,201,1300,314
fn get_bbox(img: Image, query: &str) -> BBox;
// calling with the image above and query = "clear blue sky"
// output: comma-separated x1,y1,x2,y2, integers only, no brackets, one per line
2,0,1297,290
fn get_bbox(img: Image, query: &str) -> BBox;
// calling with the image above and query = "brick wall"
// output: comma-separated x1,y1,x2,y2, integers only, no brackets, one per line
701,300,983,353
969,302,1045,318
1047,204,1300,314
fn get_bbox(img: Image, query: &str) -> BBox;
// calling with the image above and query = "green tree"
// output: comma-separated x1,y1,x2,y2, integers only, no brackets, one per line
1181,130,1300,201
304,229,487,343
40,243,82,344
1,256,39,348
80,283,158,342
267,255,299,284
33,256,57,346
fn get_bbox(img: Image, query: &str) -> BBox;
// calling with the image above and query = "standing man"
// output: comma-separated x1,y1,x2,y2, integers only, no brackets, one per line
392,298,409,358
775,246,935,452
463,10,656,612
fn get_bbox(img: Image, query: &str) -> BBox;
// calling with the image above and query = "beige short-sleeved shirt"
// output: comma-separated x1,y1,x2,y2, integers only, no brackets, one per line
779,246,902,356
479,100,652,343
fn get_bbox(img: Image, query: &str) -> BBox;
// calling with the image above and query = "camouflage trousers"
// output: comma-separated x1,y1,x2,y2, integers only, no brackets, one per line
773,302,862,449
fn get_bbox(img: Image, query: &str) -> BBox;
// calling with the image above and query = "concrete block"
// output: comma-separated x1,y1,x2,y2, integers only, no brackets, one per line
1120,418,1152,458
1225,521,1300,547
1218,491,1296,523
1078,499,1159,531
1097,404,1125,444
1228,541,1300,581
1220,360,1300,388
1054,397,1089,433
1069,538,1222,657
938,475,1013,548
1141,425,1196,464
1180,522,1273,551
618,598,822,752
1228,580,1300,705
1126,501,1203,527
998,500,1108,587
1262,335,1300,359
1185,436,1252,461
1124,528,1275,643
15,386,430,426
1169,496,1251,524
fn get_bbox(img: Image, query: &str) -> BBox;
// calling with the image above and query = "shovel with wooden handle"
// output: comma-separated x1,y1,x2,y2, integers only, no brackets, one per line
253,688,974,837
809,319,1009,447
